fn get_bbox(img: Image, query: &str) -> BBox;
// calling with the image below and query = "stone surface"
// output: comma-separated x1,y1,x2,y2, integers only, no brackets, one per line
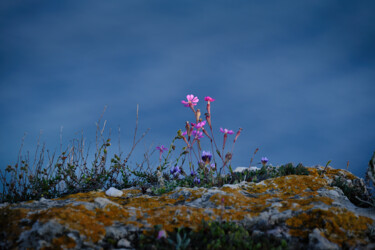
105,187,123,197
0,167,374,249
117,238,131,248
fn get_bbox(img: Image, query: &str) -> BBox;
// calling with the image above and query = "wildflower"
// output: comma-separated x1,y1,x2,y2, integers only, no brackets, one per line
201,151,212,163
194,177,201,184
204,96,215,117
204,96,215,128
191,130,203,140
156,145,168,162
157,229,167,239
190,170,197,176
220,127,234,152
181,130,187,136
261,157,269,166
205,163,216,172
196,121,206,129
170,166,181,175
210,163,216,170
204,96,215,102
220,128,234,135
181,94,199,108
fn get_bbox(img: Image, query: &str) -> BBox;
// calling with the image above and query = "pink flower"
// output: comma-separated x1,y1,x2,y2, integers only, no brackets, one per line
192,130,204,139
220,128,234,134
156,145,168,153
205,96,215,117
204,96,215,102
156,145,168,162
157,229,167,239
182,130,187,136
181,94,199,107
196,121,206,129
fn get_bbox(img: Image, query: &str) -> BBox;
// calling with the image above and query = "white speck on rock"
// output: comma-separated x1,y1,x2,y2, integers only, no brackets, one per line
105,187,123,197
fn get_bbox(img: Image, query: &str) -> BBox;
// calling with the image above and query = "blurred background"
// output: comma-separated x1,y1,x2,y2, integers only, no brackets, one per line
1,0,374,178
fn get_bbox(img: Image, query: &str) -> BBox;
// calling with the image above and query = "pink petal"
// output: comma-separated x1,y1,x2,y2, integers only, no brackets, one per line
204,96,215,102
220,128,224,133
228,130,234,134
187,94,194,101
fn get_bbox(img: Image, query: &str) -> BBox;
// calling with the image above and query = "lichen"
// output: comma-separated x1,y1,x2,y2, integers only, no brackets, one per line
286,207,373,247
1,170,373,248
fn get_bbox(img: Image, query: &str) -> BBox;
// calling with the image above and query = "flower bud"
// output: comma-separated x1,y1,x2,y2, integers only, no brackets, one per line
233,128,243,143
196,109,201,122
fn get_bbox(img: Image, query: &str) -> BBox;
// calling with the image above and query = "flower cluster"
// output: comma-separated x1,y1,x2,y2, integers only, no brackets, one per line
156,94,245,187
170,166,184,179
180,94,243,177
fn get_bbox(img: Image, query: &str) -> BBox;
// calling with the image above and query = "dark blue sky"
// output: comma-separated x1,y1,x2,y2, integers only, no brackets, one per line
1,1,374,178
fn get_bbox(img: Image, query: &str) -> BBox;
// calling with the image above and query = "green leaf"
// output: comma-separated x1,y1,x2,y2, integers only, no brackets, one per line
325,160,331,168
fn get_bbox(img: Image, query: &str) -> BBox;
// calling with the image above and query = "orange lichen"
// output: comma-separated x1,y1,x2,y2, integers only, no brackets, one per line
1,171,373,248
51,235,77,249
286,208,373,247
0,206,30,246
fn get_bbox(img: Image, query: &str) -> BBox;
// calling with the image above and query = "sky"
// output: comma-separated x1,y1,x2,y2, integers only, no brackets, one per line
1,0,374,179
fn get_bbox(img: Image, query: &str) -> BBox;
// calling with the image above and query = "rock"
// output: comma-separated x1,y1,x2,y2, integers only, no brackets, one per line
308,228,340,250
117,238,131,248
105,187,123,197
1,167,374,249
94,197,120,209
234,166,260,172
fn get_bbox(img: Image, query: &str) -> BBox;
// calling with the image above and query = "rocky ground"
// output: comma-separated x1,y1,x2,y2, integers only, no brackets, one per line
1,166,374,249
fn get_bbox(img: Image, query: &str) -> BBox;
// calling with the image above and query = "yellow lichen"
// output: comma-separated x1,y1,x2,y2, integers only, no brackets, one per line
286,208,373,247
1,171,373,248
0,206,30,246
51,235,77,249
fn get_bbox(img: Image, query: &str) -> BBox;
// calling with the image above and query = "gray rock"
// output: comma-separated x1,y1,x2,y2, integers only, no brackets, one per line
308,228,340,250
105,224,129,240
94,197,120,209
18,220,64,249
168,187,192,200
117,238,131,248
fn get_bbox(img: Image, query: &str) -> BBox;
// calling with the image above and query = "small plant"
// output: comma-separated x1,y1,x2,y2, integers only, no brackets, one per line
167,227,191,250
0,106,148,203
137,221,289,250
331,176,373,208
178,95,242,178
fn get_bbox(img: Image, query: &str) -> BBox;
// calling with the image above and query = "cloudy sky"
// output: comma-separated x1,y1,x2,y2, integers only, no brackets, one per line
1,0,374,178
